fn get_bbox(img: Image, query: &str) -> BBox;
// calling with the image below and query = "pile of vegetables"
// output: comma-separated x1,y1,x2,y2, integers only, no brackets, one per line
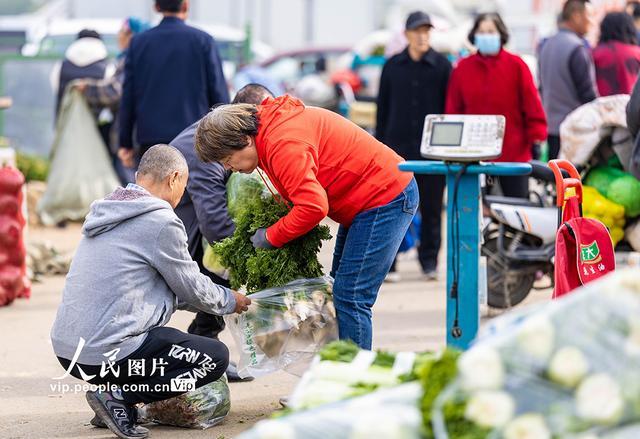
239,269,640,439
213,172,331,292
137,377,230,429
238,341,461,439
0,166,30,307
432,269,640,438
308,341,461,437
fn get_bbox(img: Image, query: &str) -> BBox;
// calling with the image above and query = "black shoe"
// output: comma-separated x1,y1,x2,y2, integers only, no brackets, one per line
226,361,254,382
90,406,143,429
85,390,148,439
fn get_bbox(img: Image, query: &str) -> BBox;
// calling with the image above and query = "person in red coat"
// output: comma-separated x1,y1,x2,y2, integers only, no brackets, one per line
446,13,547,198
593,12,640,96
194,95,418,350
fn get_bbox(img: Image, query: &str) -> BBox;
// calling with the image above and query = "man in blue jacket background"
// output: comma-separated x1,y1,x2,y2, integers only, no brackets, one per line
118,0,229,167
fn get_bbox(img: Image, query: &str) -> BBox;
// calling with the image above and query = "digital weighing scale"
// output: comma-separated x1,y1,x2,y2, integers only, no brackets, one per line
421,114,506,162
399,115,531,350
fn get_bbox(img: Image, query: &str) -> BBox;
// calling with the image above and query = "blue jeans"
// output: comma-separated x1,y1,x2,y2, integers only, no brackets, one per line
329,178,419,349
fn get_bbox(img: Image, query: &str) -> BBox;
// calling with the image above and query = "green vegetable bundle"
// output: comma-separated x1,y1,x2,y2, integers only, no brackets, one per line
214,174,331,292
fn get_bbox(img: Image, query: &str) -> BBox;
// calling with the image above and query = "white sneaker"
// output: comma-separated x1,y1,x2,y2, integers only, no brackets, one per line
384,272,401,283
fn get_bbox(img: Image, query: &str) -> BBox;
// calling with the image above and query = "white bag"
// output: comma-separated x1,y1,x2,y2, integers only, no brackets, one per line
38,87,119,225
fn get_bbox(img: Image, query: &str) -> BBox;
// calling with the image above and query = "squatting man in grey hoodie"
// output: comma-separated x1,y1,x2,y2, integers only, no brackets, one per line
50,144,251,439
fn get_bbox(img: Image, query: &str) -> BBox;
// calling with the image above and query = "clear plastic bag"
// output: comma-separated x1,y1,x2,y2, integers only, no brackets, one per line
137,376,230,429
237,383,423,439
226,171,272,219
225,276,338,378
432,269,640,438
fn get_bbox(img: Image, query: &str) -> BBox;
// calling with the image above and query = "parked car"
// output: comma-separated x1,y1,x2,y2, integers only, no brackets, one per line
259,47,351,93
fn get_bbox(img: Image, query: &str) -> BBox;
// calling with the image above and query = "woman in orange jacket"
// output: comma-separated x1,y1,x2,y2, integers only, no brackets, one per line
195,95,418,349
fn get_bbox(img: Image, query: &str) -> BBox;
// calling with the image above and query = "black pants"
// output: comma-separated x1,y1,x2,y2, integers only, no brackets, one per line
548,135,561,160
189,244,228,339
57,327,229,405
416,173,446,271
391,174,446,272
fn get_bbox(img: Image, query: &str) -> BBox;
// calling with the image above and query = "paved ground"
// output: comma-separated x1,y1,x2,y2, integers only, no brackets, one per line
0,222,550,439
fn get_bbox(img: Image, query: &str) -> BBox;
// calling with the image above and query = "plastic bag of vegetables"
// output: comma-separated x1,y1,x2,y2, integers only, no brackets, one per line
237,344,460,439
137,376,230,429
225,276,338,378
237,382,424,439
287,340,442,410
432,269,640,438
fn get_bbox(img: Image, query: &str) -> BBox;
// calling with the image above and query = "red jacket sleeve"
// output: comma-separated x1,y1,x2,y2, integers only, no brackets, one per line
518,59,548,143
264,140,329,248
445,67,465,114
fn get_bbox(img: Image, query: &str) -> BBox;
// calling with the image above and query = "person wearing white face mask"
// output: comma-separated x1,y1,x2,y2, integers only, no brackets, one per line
445,13,548,199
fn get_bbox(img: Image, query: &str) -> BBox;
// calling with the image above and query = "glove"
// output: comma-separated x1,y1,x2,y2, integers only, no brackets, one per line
250,228,275,249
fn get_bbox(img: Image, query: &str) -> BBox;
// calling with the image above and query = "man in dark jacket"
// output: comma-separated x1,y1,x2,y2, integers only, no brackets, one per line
375,11,451,280
118,0,229,167
172,84,273,382
539,0,597,159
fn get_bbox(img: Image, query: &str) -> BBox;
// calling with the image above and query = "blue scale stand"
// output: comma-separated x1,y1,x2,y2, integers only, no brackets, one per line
399,161,532,350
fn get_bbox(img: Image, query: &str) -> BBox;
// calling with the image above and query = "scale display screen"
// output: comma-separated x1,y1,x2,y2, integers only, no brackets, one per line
420,114,505,162
430,122,464,147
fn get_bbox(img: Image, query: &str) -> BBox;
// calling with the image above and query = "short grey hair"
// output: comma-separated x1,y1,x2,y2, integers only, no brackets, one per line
137,144,188,181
